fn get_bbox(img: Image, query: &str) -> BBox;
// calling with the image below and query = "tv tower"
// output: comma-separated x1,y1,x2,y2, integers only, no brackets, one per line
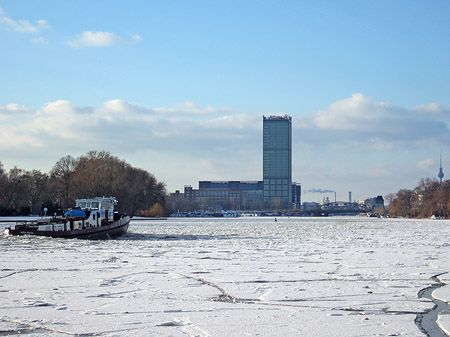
438,148,444,185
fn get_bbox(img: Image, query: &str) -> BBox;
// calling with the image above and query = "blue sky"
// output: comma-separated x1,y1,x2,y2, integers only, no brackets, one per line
0,1,449,203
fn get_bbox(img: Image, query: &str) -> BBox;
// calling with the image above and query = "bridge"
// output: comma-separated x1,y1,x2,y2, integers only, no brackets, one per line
320,201,362,216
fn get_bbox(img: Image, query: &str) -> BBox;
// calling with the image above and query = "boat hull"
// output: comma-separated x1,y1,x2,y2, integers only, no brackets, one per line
8,216,130,240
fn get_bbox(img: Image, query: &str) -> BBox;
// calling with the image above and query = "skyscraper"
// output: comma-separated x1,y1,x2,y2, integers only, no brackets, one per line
263,115,292,208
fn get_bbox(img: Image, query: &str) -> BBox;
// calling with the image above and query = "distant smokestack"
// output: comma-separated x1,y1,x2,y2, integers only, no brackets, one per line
335,192,337,203
349,192,352,203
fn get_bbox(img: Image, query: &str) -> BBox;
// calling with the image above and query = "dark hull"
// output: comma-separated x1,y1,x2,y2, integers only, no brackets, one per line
8,217,130,240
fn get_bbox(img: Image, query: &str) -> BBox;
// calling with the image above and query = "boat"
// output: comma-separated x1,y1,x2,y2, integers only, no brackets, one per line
4,197,130,239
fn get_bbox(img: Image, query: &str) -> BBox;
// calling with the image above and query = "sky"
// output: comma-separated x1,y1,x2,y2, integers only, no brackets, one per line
0,0,449,203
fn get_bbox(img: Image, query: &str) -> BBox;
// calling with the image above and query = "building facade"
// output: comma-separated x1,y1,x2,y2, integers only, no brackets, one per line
181,180,300,211
292,183,301,209
184,181,263,210
263,115,292,208
199,181,263,210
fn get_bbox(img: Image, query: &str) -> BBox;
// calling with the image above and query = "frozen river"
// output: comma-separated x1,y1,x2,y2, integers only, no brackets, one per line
1,217,449,336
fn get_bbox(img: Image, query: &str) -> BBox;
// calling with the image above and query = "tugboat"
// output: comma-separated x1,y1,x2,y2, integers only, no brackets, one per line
5,197,130,240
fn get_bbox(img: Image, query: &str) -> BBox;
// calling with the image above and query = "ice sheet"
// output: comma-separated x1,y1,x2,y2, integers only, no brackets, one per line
0,217,449,336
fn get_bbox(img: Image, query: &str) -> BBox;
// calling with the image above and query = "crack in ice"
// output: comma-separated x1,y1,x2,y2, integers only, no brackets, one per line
184,271,450,332
0,317,99,336
182,274,259,304
415,272,450,337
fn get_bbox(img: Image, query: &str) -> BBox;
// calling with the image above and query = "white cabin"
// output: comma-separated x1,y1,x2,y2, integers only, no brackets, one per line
76,197,117,222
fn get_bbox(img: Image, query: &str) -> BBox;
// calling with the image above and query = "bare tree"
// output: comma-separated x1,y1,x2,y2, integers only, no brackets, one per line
0,161,8,209
388,179,450,218
73,151,166,215
384,193,396,207
50,155,77,208
23,169,49,214
388,189,415,218
5,167,27,214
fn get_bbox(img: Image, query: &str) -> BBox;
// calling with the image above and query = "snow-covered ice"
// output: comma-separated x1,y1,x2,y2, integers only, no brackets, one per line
435,273,450,336
0,217,449,336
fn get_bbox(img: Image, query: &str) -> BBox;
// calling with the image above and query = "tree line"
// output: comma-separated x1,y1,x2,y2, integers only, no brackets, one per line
387,178,450,218
0,151,166,216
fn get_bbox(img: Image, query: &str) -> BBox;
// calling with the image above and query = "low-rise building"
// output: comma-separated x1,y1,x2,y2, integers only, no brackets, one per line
183,181,301,211
364,195,386,215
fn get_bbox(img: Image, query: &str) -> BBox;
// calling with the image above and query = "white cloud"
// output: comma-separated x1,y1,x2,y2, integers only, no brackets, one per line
0,127,41,149
66,31,119,48
306,93,449,150
414,102,450,119
0,8,49,33
313,93,394,130
369,138,395,151
0,104,33,126
66,31,141,48
131,34,142,42
102,99,153,116
208,114,260,130
39,100,81,116
154,101,231,117
2,96,448,157
31,36,48,44
0,100,244,152
0,103,32,114
361,162,392,178
417,158,435,171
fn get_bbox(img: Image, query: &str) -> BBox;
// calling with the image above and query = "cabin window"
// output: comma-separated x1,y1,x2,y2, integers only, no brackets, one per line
92,202,99,209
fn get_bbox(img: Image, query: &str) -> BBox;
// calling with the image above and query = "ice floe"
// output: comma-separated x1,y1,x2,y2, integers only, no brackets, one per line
0,217,449,336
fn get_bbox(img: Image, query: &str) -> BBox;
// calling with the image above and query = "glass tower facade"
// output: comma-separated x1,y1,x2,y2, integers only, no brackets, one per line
263,115,292,208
